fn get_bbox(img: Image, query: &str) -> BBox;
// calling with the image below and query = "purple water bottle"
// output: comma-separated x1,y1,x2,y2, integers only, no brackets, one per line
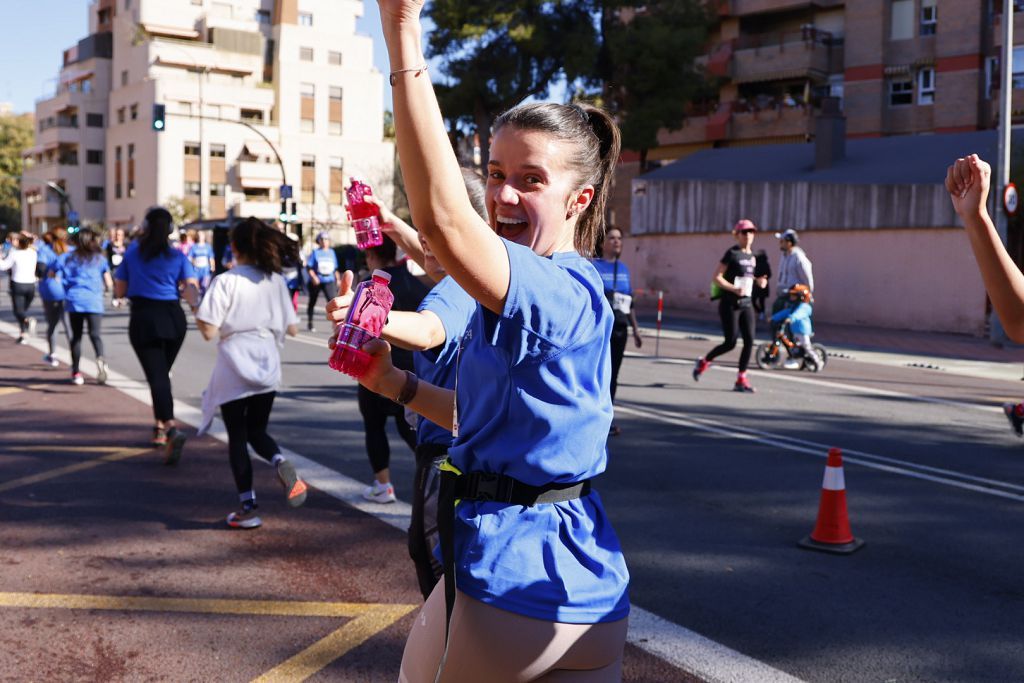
328,270,395,378
346,178,384,250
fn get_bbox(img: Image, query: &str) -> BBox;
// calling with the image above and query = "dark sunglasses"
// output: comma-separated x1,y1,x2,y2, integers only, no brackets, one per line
738,229,756,235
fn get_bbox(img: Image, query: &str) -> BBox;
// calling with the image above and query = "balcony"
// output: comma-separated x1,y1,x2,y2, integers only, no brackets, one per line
732,30,838,84
149,38,260,78
234,199,279,218
238,161,282,189
37,126,81,148
731,106,814,141
723,0,842,16
660,116,711,146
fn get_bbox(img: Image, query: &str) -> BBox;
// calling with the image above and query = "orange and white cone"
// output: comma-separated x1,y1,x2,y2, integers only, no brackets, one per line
798,448,865,554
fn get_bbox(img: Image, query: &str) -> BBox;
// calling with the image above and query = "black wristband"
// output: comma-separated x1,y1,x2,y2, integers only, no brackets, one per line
395,370,419,406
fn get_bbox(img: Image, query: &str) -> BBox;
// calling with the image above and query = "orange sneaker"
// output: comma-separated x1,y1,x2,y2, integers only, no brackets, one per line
276,460,307,508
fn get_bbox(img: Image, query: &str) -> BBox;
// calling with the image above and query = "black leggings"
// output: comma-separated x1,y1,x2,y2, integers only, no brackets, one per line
10,282,34,333
128,302,186,422
68,312,104,373
409,443,446,599
43,299,70,355
609,324,628,401
706,300,756,372
307,280,339,325
221,392,280,494
357,384,417,475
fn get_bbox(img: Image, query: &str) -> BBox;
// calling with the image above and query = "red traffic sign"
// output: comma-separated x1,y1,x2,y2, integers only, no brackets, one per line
1004,183,1018,217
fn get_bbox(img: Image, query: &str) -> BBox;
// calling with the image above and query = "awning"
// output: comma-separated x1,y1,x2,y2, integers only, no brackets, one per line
60,69,93,84
733,68,824,84
884,64,912,76
243,139,276,158
153,56,253,77
238,176,279,189
143,23,200,39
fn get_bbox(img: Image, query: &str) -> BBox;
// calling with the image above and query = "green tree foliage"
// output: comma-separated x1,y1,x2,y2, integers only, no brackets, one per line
598,2,712,167
0,114,35,231
426,0,599,168
164,196,200,227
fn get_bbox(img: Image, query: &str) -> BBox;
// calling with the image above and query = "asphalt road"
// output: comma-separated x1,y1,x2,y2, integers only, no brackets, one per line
7,299,1024,682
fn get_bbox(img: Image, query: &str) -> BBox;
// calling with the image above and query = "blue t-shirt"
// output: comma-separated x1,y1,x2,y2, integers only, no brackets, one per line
115,242,195,300
306,248,338,281
188,243,214,276
57,252,109,314
592,257,632,296
414,276,476,447
447,239,629,624
37,244,65,302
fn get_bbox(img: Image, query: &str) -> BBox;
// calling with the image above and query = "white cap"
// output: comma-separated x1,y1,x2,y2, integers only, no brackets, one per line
371,269,392,283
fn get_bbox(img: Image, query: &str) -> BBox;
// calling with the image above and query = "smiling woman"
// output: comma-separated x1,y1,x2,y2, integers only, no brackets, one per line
330,1,630,680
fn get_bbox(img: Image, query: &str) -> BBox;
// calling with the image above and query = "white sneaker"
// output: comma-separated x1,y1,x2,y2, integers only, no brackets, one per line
783,359,801,370
71,373,84,386
362,480,396,504
43,354,59,367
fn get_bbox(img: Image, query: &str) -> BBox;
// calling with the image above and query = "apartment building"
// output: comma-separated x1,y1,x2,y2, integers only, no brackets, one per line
22,0,393,237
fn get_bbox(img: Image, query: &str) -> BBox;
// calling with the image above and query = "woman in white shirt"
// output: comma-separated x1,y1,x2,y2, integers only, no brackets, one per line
194,217,308,529
0,233,38,344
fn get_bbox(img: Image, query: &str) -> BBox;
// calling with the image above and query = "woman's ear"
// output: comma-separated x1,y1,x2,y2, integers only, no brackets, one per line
567,185,596,218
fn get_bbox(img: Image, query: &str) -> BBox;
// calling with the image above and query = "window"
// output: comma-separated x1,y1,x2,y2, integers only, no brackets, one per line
986,56,999,99
127,144,134,160
184,181,201,196
328,51,342,66
300,46,314,62
130,103,138,121
299,12,313,26
117,107,125,124
1014,47,1024,89
184,141,201,156
889,77,914,106
206,104,222,119
115,185,122,199
243,187,271,199
328,121,342,135
920,0,937,35
125,0,131,8
301,119,315,133
115,146,122,162
86,149,103,164
240,108,264,123
86,186,105,202
301,155,316,169
256,9,270,23
329,86,343,102
300,82,315,98
210,143,226,158
210,183,226,196
81,78,93,94
918,68,935,105
890,0,914,40
86,113,103,127
121,69,128,86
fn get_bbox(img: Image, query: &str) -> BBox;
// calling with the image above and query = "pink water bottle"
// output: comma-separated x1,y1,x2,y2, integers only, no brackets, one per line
328,269,394,378
346,178,384,250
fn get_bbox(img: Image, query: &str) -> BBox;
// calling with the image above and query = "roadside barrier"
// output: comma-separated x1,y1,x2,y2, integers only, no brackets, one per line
798,448,865,554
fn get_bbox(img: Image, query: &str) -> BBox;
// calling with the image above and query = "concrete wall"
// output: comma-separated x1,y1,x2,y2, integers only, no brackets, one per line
621,228,987,334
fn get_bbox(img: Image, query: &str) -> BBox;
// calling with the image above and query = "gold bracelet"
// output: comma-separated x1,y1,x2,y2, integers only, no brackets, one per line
390,64,429,86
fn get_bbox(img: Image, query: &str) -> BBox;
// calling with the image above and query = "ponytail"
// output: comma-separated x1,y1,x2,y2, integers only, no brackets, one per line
229,217,298,274
139,207,174,261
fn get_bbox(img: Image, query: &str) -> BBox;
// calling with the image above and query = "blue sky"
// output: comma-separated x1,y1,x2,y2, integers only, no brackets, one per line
0,0,396,114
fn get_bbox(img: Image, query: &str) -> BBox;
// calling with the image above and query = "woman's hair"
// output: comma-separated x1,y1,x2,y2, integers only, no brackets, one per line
230,217,298,274
366,234,398,265
15,233,34,249
42,228,68,255
461,167,488,221
71,227,102,261
138,206,175,261
492,102,622,257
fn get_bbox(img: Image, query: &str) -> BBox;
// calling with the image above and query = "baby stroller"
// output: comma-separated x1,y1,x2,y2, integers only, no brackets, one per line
755,284,827,372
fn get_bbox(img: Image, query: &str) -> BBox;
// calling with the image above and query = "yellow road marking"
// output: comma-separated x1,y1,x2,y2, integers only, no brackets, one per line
253,605,417,682
0,387,23,397
0,592,418,682
0,447,150,493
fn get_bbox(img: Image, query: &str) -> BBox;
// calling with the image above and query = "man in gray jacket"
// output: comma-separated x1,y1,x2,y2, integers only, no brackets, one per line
772,229,814,315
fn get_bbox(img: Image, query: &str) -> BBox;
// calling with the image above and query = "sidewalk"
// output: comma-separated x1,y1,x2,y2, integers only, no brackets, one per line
0,335,689,682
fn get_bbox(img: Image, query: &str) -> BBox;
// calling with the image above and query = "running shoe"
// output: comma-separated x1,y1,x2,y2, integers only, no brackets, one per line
26,317,37,337
1004,403,1024,437
96,358,108,385
783,358,801,370
362,480,396,504
71,372,84,385
692,357,710,381
227,503,262,529
733,375,756,393
307,322,316,333
276,460,308,508
164,427,186,466
16,336,26,345
152,427,168,447
43,354,59,368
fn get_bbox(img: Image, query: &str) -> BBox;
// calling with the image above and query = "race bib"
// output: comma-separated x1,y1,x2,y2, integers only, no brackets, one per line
318,261,335,276
283,267,298,281
734,276,754,298
611,292,632,315
111,253,123,266
192,256,209,269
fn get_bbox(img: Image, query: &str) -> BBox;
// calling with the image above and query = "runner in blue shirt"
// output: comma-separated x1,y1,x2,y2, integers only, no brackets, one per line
592,227,643,436
188,230,215,294
52,228,112,386
114,207,200,464
305,232,340,332
342,11,629,677
37,229,71,367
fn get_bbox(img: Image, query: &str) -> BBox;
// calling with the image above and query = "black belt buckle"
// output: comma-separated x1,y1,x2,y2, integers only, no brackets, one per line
465,472,513,503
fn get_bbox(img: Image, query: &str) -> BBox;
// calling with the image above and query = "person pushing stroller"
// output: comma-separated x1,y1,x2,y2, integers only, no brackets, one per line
770,284,822,371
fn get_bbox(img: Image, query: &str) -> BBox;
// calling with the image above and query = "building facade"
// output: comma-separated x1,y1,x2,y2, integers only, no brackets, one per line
22,0,393,241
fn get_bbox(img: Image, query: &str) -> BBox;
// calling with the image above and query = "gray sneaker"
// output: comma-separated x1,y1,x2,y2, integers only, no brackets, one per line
96,358,108,385
26,317,37,337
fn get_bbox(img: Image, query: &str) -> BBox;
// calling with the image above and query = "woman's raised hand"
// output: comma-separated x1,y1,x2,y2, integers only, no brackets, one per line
946,154,991,219
325,271,356,349
377,0,425,25
365,196,401,232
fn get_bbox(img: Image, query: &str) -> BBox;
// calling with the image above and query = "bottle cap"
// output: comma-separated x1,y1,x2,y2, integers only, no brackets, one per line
371,269,392,283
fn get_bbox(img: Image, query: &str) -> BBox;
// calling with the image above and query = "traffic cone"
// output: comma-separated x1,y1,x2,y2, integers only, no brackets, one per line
798,448,865,555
